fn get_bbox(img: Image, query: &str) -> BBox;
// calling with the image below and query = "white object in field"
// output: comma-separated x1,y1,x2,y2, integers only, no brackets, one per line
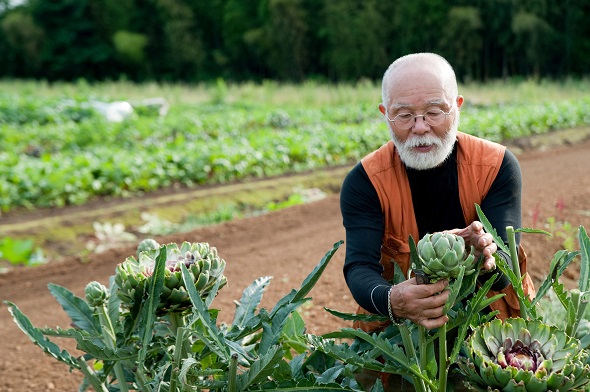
90,101,134,122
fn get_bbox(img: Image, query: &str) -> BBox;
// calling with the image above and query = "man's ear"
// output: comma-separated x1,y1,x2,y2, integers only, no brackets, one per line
456,95,464,110
379,103,386,115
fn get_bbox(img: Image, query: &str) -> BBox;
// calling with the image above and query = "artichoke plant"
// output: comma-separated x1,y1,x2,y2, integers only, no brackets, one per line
458,318,590,391
414,232,476,282
115,240,227,315
85,281,109,307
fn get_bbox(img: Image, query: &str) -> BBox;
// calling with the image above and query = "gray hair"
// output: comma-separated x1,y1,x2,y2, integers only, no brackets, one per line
381,53,458,107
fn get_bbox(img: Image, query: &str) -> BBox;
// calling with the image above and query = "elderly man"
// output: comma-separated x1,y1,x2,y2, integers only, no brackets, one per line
340,52,535,334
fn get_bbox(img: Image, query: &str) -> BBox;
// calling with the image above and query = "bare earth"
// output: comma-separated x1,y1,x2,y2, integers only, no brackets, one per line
1,139,590,392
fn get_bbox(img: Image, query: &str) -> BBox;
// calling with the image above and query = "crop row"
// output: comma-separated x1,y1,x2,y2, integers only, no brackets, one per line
1,94,590,213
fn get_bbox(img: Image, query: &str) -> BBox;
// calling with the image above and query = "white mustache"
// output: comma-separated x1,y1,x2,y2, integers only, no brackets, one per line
405,135,443,148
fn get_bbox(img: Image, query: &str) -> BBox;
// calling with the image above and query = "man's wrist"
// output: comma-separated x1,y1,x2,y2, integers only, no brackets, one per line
387,286,404,324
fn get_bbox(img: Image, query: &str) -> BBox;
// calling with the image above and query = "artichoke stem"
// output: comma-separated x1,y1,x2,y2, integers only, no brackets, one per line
438,323,448,392
419,325,428,376
399,323,428,392
134,369,153,392
76,357,109,392
228,353,238,392
97,305,129,392
169,325,187,392
169,313,191,392
169,312,187,337
507,226,527,319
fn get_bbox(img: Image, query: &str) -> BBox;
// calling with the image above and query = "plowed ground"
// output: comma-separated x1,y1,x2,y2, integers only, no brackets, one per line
1,139,590,392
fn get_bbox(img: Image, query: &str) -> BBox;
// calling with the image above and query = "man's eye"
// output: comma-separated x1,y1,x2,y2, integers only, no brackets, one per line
397,113,413,120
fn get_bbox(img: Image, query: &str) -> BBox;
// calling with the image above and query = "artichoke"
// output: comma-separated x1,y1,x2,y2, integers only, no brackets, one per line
136,238,160,258
457,318,590,391
115,241,227,315
85,281,109,307
414,232,476,282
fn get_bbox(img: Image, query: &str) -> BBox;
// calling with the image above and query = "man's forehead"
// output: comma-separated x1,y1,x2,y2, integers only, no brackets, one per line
391,97,447,109
386,68,452,102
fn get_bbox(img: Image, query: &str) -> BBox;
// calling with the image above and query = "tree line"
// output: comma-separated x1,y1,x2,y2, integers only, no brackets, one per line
0,0,588,83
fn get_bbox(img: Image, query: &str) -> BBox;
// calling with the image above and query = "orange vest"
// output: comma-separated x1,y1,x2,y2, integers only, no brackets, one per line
354,132,536,332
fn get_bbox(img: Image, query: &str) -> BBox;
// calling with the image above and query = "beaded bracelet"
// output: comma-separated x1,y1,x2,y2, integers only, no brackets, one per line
387,286,404,325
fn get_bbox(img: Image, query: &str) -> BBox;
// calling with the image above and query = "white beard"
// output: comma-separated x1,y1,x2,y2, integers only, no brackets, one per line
390,115,459,170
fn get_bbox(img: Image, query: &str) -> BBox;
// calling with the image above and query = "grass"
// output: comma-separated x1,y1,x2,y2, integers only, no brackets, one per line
3,77,589,108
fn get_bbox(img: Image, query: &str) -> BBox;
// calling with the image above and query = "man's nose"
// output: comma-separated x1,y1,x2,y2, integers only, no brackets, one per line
411,115,430,134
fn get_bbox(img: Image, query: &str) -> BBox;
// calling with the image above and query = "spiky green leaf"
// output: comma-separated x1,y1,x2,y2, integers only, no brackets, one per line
47,283,100,335
322,307,388,323
236,345,283,389
514,228,551,236
232,276,272,330
180,263,230,361
69,329,136,361
533,250,579,307
271,241,342,316
475,204,509,254
138,246,167,364
579,226,590,292
4,301,79,368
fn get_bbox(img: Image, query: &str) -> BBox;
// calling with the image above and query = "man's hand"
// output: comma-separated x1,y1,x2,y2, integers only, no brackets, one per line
389,278,449,329
446,221,497,271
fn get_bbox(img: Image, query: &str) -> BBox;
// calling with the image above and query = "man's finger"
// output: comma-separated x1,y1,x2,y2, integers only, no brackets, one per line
471,221,483,232
483,257,496,271
410,290,449,313
420,315,448,330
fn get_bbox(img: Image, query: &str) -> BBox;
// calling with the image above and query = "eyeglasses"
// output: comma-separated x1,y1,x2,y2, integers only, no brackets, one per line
385,103,454,130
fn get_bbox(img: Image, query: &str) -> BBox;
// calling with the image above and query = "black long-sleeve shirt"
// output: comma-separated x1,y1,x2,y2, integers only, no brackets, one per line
340,143,522,317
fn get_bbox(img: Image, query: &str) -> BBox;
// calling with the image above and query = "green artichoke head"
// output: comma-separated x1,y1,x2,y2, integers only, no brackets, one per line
414,232,476,282
458,318,590,391
136,238,160,259
114,241,227,315
85,281,109,307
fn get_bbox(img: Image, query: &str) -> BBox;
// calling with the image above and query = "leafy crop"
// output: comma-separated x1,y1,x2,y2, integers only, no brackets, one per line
6,211,590,391
5,240,357,391
1,85,590,213
0,236,46,267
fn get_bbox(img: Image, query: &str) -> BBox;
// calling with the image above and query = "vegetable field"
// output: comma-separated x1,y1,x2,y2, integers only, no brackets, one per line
2,79,590,213
1,80,590,391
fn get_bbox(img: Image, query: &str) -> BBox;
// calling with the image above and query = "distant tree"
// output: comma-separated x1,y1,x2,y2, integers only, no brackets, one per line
112,30,148,66
439,6,483,82
569,0,590,76
388,0,448,57
190,0,226,79
477,0,516,79
511,10,555,78
28,0,116,80
156,0,206,81
0,9,44,76
322,0,388,80
0,0,587,82
255,0,308,81
221,0,266,79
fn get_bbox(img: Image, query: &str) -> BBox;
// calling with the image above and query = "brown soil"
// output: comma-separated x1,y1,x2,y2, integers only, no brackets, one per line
1,135,590,392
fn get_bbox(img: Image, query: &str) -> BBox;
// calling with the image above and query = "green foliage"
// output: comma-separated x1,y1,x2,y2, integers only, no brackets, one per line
1,83,590,214
0,9,44,74
5,240,354,391
6,202,590,390
0,236,45,266
2,0,589,81
112,30,148,64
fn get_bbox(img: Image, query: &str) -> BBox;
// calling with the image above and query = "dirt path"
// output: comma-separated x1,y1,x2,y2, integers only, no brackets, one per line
1,140,590,392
